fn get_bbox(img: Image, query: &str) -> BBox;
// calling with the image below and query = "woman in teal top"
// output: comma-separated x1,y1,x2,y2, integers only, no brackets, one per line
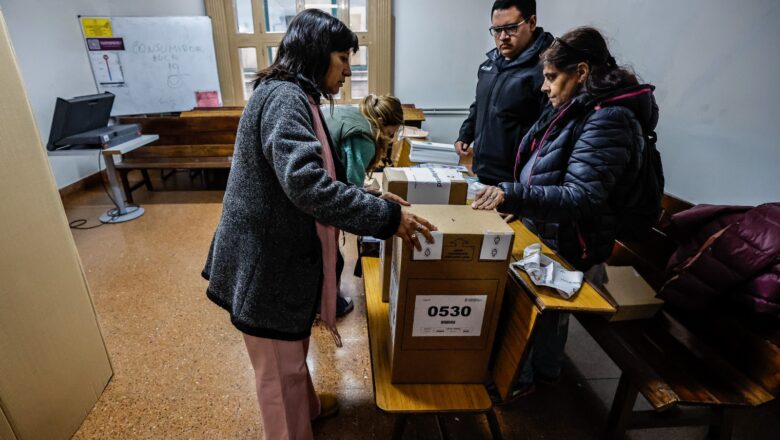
322,94,404,316
324,94,404,187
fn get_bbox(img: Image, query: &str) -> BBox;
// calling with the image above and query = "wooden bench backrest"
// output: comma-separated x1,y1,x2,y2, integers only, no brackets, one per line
118,115,240,159
606,194,693,290
607,194,780,397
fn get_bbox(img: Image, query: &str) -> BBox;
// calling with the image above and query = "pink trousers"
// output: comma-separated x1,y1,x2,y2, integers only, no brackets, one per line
242,333,321,440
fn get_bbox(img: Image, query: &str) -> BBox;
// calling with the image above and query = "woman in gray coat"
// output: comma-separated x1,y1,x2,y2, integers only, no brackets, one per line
202,9,435,440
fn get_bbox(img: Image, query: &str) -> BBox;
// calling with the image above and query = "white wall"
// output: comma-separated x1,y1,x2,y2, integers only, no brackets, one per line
393,0,493,145
539,0,780,205
394,0,780,205
107,0,205,16
0,0,204,189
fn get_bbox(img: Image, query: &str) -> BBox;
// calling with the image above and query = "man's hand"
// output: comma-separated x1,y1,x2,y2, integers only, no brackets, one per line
471,185,505,211
455,140,472,157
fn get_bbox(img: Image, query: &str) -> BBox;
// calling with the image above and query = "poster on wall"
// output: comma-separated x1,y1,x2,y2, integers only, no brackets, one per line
87,51,125,86
80,17,113,37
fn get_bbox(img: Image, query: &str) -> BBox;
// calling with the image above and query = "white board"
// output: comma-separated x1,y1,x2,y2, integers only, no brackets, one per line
394,0,494,109
80,16,221,116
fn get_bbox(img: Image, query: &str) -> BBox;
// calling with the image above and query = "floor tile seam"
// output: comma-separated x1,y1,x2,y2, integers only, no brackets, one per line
94,388,262,399
579,376,621,381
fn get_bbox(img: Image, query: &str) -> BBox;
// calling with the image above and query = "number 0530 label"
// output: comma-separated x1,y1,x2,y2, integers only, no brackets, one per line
412,295,487,337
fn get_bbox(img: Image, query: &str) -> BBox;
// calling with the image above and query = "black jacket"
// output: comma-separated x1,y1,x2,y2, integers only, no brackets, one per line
458,28,554,184
498,85,659,270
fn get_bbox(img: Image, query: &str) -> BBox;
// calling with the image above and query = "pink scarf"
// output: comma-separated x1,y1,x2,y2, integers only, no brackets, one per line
307,97,342,347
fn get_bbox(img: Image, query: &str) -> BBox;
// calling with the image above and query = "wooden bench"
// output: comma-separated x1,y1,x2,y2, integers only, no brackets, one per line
575,194,780,438
115,106,427,204
115,112,240,203
361,256,502,439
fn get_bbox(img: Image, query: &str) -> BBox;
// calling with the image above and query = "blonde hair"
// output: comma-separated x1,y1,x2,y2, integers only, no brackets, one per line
359,94,404,173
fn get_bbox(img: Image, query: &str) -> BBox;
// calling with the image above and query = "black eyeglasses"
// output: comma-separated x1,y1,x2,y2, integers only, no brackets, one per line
489,18,528,37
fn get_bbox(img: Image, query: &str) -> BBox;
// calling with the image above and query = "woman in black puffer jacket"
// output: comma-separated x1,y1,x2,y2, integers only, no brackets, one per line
473,26,659,400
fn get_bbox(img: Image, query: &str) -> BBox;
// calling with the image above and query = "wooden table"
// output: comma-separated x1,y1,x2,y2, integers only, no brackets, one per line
361,257,502,439
402,106,426,128
490,221,616,400
507,221,615,314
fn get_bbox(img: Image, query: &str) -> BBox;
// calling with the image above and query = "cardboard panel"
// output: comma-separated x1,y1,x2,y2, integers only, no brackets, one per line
0,11,112,440
382,167,468,205
0,406,16,440
603,266,664,321
387,205,514,383
379,239,393,302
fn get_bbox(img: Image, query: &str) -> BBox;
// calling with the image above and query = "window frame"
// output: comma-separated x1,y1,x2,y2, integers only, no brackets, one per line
206,0,392,106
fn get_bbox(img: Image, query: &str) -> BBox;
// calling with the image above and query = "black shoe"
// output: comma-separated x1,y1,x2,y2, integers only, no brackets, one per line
336,296,354,318
535,372,560,384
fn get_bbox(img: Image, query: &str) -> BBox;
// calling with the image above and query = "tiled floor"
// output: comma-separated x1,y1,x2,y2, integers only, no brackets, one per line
64,171,778,439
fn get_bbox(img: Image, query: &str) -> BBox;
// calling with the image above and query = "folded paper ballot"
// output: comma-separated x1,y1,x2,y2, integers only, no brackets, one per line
512,243,584,298
399,125,428,138
409,141,460,165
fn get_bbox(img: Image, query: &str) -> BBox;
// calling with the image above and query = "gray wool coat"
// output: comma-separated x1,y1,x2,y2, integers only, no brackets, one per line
202,80,401,340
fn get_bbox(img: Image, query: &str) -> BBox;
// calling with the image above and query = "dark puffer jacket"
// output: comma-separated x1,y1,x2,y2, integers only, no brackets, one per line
498,85,659,270
458,28,554,184
660,203,780,318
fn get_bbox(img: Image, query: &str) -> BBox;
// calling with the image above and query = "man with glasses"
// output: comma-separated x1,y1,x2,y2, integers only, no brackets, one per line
455,0,554,186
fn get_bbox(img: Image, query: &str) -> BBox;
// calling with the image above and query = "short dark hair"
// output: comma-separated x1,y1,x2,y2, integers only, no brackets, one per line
491,0,536,19
253,9,358,102
541,27,639,94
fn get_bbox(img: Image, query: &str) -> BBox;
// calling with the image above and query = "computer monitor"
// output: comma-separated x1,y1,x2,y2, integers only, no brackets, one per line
46,92,114,151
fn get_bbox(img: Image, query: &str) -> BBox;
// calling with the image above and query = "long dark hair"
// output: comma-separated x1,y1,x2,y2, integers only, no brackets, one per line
541,26,638,94
253,9,358,102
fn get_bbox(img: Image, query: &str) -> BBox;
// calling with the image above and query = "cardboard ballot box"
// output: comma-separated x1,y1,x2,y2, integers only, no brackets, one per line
382,167,468,205
379,167,468,302
602,266,664,321
387,205,515,383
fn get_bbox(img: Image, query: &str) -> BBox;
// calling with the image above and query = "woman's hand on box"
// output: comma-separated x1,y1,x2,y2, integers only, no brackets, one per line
396,211,437,251
471,185,505,211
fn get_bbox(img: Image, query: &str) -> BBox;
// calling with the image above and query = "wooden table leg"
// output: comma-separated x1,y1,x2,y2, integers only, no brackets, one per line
485,408,503,440
140,169,153,191
707,408,734,440
392,414,408,440
606,373,639,440
434,414,446,439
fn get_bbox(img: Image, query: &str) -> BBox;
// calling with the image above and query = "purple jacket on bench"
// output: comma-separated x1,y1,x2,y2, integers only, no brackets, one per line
660,203,780,318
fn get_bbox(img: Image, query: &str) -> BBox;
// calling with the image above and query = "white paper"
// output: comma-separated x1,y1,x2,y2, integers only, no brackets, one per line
412,163,468,173
412,231,444,260
512,243,584,298
409,141,460,165
466,178,486,202
480,231,513,261
88,51,125,85
412,295,487,337
403,167,460,204
399,125,428,138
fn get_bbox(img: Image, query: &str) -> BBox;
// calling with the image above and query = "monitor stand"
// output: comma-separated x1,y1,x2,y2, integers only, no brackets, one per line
97,135,158,223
